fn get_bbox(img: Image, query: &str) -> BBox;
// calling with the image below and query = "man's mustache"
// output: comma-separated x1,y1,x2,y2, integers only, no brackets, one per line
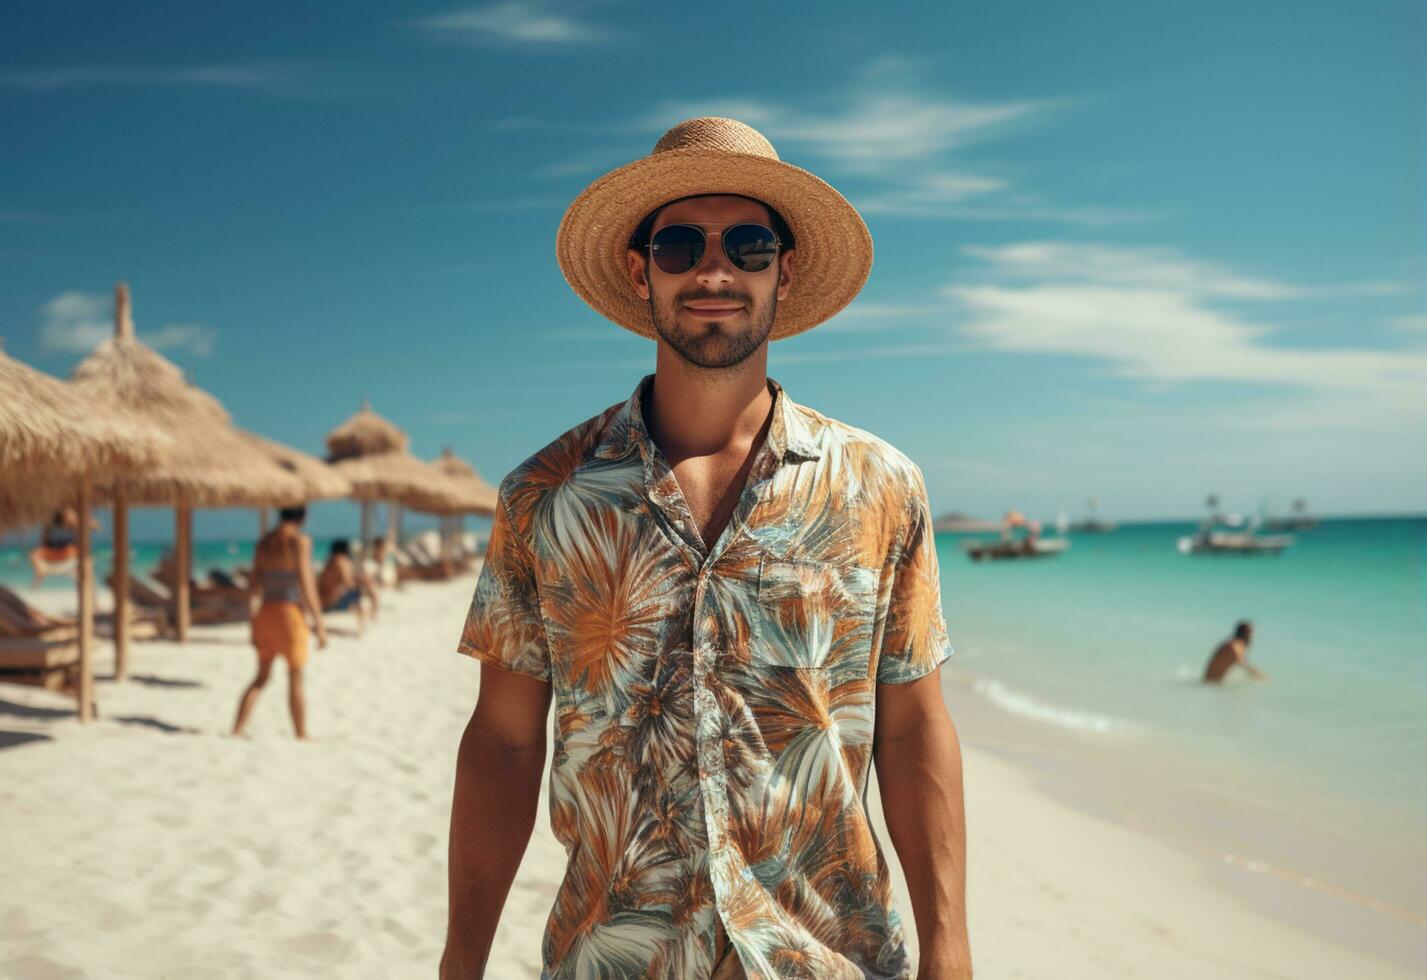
677,289,751,307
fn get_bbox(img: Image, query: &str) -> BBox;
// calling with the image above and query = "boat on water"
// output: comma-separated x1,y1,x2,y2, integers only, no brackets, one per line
1179,494,1295,555
1177,526,1295,555
1067,498,1118,533
1263,497,1319,532
963,510,1070,561
963,536,1070,561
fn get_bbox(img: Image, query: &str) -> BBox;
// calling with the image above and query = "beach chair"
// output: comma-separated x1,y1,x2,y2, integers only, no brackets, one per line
0,635,83,700
112,574,250,627
2,583,167,642
152,561,251,605
395,539,454,582
0,585,77,640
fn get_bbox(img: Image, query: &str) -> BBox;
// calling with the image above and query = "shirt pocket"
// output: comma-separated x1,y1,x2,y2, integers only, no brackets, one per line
751,554,878,671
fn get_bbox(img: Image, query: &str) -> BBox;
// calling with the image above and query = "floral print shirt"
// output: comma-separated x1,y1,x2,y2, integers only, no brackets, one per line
458,373,953,979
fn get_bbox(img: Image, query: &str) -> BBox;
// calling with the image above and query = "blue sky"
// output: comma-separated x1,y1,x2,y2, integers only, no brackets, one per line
2,1,1423,541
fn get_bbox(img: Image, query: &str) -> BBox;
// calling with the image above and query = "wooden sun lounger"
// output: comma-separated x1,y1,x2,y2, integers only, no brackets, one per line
108,574,250,627
152,563,251,605
0,635,81,695
2,584,165,644
390,535,459,582
0,585,77,640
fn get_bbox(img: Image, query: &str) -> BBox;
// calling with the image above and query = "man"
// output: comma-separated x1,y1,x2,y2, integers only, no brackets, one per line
1203,620,1266,683
317,538,377,630
443,118,971,979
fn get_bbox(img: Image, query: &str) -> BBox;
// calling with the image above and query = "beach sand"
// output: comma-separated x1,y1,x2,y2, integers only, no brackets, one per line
0,571,1415,979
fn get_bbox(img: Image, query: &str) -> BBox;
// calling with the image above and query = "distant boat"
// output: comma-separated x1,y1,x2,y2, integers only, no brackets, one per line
1067,498,1117,533
964,510,1069,561
963,536,1070,561
1177,527,1295,555
1263,497,1319,532
1179,496,1294,555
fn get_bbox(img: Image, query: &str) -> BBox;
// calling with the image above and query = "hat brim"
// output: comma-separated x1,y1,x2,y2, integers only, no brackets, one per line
556,149,872,341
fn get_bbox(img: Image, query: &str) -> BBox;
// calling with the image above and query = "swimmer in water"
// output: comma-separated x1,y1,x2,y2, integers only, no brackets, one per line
1203,620,1267,683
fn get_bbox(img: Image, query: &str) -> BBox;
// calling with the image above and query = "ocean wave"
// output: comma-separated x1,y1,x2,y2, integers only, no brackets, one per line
971,677,1139,735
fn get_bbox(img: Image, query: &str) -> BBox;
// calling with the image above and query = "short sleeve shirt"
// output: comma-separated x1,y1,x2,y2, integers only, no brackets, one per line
458,373,952,979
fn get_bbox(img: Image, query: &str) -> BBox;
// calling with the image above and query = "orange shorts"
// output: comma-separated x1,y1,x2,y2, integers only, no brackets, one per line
38,545,77,563
252,602,309,669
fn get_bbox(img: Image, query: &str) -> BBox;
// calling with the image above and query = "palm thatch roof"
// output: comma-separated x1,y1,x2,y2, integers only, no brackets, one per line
69,284,306,508
325,403,464,510
0,343,170,530
429,447,498,515
326,401,407,460
238,430,351,501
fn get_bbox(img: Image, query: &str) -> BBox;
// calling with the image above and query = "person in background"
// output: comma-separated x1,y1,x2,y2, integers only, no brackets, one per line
365,535,398,589
1203,620,1266,683
28,507,85,586
233,505,326,739
318,538,377,629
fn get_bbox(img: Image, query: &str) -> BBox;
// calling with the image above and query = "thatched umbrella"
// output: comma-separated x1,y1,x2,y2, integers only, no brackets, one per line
428,447,498,560
71,283,306,658
0,342,169,721
325,402,465,554
239,430,351,533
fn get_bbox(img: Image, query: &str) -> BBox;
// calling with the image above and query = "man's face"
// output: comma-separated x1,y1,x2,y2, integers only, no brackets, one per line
626,195,796,370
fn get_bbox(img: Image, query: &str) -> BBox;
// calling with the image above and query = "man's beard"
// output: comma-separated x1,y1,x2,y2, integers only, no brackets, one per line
649,285,776,370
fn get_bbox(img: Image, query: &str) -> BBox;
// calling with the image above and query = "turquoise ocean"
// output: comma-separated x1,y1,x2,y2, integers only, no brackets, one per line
3,516,1424,917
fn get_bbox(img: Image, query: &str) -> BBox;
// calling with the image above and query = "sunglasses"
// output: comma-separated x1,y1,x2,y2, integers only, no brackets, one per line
642,223,782,276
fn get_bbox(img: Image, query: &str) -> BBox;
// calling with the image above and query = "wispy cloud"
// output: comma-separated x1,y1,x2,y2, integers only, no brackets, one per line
960,242,1411,298
632,64,1137,227
646,93,1051,173
38,291,217,357
0,62,296,92
946,242,1427,402
412,3,613,45
1390,313,1427,332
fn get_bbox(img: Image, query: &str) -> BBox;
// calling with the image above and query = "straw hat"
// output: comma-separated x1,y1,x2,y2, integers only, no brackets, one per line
556,117,872,342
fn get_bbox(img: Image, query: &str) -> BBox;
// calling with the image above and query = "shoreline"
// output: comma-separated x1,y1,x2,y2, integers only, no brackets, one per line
0,575,1419,977
938,664,1427,975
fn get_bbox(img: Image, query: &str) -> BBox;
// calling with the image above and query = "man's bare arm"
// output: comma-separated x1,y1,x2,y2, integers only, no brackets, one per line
874,669,972,979
440,664,552,979
1236,647,1268,680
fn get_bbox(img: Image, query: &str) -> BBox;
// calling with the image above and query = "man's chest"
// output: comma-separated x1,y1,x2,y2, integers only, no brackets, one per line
667,451,762,555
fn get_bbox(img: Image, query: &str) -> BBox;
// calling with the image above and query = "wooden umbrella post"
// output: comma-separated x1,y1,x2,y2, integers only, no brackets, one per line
360,500,373,558
76,477,96,722
387,501,402,549
258,506,270,536
113,492,130,680
388,502,403,590
175,504,192,642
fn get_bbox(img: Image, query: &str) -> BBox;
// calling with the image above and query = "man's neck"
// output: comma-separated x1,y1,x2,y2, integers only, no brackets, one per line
644,354,773,464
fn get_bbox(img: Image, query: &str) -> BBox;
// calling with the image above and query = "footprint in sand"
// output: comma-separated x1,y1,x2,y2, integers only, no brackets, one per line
278,930,357,964
381,916,423,948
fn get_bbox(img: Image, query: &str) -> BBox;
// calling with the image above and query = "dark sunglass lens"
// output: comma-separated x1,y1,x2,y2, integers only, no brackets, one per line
723,224,778,272
650,225,705,274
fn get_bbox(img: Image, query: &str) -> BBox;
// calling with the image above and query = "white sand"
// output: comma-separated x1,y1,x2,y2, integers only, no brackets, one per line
0,574,1414,979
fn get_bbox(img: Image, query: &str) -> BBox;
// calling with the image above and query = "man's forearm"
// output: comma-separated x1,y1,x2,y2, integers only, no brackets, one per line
440,718,545,980
876,711,972,978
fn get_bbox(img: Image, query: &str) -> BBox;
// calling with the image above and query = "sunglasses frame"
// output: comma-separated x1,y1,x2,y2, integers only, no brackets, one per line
642,222,783,276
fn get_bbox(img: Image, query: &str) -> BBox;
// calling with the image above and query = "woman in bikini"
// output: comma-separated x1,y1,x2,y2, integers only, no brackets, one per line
232,505,327,739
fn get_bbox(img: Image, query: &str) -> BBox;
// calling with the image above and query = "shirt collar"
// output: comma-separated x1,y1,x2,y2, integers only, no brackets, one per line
593,373,821,463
